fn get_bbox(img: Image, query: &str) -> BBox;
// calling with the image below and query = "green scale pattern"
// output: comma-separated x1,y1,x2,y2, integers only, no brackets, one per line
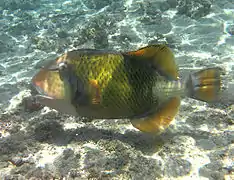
66,51,165,119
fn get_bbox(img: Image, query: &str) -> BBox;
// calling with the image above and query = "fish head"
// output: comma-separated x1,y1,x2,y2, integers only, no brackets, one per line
31,54,81,116
31,56,74,101
45,53,77,84
51,53,81,98
31,67,68,100
32,52,83,102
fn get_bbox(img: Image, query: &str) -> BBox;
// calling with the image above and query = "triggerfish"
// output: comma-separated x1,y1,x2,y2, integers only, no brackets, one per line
32,44,223,133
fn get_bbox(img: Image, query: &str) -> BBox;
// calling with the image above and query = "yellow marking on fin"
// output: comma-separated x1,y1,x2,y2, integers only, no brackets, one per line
126,45,179,80
129,49,146,56
190,68,222,102
89,79,101,104
131,97,181,133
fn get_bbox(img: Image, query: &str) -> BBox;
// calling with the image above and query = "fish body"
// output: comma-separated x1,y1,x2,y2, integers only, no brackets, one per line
32,45,222,133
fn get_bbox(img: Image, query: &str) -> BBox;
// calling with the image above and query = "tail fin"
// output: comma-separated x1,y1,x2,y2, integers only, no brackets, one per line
185,67,223,102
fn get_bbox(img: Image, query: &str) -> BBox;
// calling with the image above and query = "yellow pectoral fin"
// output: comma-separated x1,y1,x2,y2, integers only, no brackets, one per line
126,44,179,80
89,79,101,104
131,97,181,134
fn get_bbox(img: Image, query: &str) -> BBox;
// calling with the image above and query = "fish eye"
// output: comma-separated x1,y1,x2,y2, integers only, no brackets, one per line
58,62,68,71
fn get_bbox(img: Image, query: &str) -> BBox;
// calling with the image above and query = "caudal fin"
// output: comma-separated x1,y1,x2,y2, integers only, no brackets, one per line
186,67,223,102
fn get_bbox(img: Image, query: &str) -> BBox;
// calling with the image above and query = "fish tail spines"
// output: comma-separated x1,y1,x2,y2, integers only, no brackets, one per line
185,67,223,102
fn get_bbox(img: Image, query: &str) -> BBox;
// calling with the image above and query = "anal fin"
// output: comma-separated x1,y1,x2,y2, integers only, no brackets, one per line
130,97,181,133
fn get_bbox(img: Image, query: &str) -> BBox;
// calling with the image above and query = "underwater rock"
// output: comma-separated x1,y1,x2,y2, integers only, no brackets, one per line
0,132,30,157
8,21,39,37
53,148,81,177
0,65,6,76
1,0,41,10
119,26,141,43
226,24,234,35
0,161,8,169
56,29,69,39
127,1,145,18
82,146,109,178
214,0,234,9
164,157,192,177
199,161,227,180
33,120,65,143
77,13,116,49
31,36,56,52
9,157,25,167
25,167,57,179
80,139,163,179
93,29,109,49
0,41,10,53
0,84,20,109
167,0,178,8
0,33,15,53
137,6,172,35
82,0,114,10
144,0,170,13
4,90,32,114
128,155,163,179
177,0,212,19
22,96,43,113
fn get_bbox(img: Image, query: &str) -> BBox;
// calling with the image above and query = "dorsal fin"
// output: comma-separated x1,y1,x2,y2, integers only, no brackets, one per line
130,96,181,134
125,44,179,80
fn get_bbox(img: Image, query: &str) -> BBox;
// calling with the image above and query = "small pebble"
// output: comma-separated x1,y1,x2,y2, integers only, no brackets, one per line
10,157,24,167
227,24,234,35
23,96,43,112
